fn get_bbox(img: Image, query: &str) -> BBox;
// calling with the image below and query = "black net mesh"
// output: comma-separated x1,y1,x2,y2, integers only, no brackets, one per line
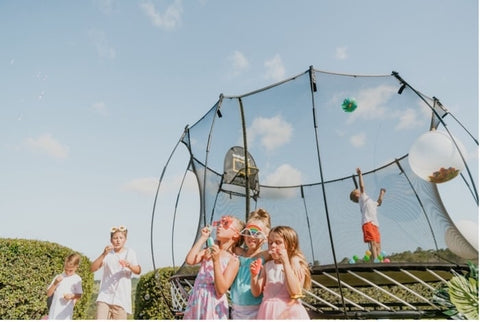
151,68,478,274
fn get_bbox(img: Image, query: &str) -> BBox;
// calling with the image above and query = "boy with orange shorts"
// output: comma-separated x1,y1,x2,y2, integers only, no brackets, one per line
350,168,386,262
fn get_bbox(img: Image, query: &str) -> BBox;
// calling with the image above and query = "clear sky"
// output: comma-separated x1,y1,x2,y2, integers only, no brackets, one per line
1,0,478,278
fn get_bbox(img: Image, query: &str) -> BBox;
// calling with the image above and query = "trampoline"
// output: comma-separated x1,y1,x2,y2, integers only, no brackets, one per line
150,66,478,318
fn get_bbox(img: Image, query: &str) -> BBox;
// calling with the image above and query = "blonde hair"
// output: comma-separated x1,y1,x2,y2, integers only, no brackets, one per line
247,208,272,234
350,189,359,203
269,226,311,290
65,253,81,267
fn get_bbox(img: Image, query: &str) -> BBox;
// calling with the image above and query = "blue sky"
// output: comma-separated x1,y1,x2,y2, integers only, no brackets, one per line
0,0,478,277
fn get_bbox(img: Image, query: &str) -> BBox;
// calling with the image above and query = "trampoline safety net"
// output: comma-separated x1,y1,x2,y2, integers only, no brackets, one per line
150,67,478,318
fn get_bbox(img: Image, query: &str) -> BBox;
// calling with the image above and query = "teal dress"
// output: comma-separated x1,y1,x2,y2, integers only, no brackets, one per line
230,256,265,319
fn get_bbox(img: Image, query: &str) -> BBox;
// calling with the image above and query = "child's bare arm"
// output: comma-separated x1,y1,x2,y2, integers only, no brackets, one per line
213,252,239,297
64,293,82,301
250,259,265,297
185,227,210,265
377,188,386,206
281,254,304,298
91,245,112,272
356,168,365,193
46,275,63,297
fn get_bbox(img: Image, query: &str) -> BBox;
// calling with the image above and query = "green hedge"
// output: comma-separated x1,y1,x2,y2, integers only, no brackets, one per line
0,238,94,319
134,267,176,320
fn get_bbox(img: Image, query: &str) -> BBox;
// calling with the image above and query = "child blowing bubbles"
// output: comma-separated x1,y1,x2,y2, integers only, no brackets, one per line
183,215,245,320
231,208,272,319
350,168,386,262
46,253,83,320
90,225,141,320
251,226,311,320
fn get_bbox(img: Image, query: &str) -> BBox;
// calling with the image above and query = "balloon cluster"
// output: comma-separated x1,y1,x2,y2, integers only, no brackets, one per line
349,250,390,264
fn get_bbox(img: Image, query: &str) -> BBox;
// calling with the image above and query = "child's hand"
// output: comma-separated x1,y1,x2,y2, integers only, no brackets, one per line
103,245,113,255
63,293,74,300
380,188,386,193
209,244,220,261
278,249,289,263
250,258,263,276
356,168,362,175
119,259,130,268
54,275,63,285
200,226,211,238
269,247,288,262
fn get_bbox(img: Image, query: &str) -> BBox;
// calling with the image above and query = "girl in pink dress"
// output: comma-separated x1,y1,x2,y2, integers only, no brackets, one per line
183,215,245,319
250,226,311,320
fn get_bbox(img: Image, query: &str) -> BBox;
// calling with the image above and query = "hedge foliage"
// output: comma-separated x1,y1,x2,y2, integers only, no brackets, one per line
134,267,176,320
0,238,94,319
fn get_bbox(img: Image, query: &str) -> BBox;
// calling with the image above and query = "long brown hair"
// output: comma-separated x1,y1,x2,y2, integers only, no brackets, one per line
269,226,311,290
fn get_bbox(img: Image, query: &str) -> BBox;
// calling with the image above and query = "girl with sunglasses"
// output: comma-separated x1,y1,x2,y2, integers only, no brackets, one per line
251,225,311,320
183,215,245,319
230,208,272,319
91,225,141,320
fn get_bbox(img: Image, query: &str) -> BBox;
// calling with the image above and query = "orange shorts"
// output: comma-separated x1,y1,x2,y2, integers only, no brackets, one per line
362,222,380,243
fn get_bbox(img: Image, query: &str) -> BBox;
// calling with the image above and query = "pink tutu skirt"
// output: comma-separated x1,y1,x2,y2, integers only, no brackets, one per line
256,297,309,320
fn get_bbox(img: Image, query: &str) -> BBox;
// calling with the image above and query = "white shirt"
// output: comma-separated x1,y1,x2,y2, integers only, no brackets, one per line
96,248,138,314
359,192,379,227
48,273,83,320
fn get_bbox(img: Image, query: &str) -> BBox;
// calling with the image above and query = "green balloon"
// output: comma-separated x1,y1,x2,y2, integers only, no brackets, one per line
342,98,357,112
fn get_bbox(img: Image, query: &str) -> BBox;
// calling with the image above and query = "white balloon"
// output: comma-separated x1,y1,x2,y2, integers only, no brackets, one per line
408,131,466,183
445,226,478,260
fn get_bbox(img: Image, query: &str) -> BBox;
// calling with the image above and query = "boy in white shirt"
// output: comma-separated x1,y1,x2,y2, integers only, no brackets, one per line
46,253,83,320
350,168,386,262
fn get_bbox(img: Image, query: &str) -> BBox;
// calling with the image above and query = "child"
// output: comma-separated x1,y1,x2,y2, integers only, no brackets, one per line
90,225,141,320
350,168,386,262
46,253,83,320
183,215,245,320
251,226,311,320
231,208,272,319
